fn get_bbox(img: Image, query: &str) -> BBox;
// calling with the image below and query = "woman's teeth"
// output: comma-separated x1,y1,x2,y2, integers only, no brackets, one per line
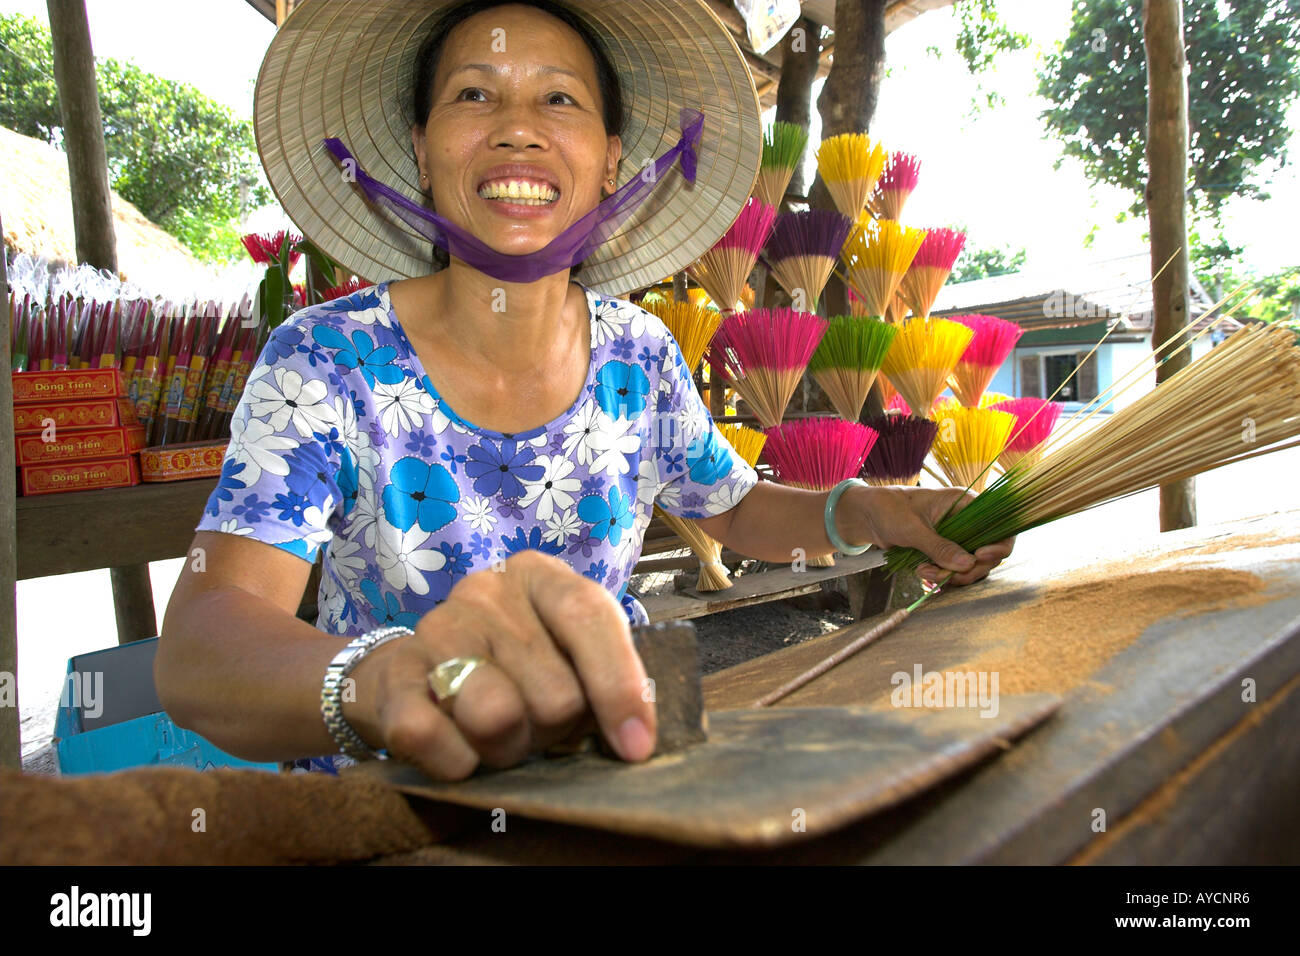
478,180,559,205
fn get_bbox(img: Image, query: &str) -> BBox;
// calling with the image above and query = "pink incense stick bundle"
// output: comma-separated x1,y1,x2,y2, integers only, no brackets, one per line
860,413,937,486
990,397,1064,472
871,152,921,222
688,197,777,313
764,209,854,309
706,308,828,429
885,391,911,416
761,417,879,565
898,227,966,319
949,313,1024,407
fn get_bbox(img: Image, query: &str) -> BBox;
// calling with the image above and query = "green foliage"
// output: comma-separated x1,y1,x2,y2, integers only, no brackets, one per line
952,0,1031,109
950,238,1028,284
0,14,60,140
0,13,271,263
920,1,1029,112
1037,0,1300,218
1189,227,1300,327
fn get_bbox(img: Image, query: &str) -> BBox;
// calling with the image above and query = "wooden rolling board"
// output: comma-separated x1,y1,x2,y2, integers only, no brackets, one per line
352,696,1060,849
366,511,1300,863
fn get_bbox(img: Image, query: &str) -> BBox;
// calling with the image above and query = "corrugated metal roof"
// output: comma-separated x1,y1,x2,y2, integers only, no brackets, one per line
930,251,1234,333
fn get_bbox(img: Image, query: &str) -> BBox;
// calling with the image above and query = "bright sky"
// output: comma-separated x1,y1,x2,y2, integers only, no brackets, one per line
3,0,1296,274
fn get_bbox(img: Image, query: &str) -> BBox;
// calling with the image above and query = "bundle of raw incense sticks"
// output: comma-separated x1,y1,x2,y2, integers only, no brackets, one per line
8,289,270,446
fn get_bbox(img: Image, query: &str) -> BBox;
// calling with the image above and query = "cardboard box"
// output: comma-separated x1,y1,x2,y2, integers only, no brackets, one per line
54,637,279,775
11,367,126,403
12,396,138,435
20,455,141,495
140,440,228,482
14,423,146,466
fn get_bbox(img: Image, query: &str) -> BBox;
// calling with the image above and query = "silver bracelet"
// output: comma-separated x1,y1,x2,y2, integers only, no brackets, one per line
320,625,413,760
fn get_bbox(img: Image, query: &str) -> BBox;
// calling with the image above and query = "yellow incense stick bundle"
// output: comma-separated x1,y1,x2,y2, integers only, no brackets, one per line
641,298,723,369
816,133,888,219
877,317,974,418
928,404,1016,493
841,218,928,318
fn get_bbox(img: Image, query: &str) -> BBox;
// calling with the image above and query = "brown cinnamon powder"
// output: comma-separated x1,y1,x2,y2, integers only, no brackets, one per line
950,566,1271,697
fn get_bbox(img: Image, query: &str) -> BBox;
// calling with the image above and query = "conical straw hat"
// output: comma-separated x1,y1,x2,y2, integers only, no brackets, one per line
254,0,763,296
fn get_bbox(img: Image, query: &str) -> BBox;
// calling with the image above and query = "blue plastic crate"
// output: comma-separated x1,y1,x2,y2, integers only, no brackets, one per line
53,637,279,775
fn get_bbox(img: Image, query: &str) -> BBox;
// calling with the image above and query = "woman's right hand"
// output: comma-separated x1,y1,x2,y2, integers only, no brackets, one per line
342,549,655,781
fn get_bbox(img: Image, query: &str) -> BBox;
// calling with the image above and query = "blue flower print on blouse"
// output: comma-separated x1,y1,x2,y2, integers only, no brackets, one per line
464,436,546,499
594,360,650,419
382,457,459,533
311,326,404,390
578,484,635,546
685,427,733,485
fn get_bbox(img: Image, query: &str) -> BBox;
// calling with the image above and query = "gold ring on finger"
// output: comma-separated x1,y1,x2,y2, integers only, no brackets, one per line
427,656,491,703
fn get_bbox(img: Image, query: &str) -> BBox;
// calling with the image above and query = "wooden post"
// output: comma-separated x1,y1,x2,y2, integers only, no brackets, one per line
0,218,19,768
46,0,116,273
1143,0,1196,531
48,0,158,639
775,16,821,203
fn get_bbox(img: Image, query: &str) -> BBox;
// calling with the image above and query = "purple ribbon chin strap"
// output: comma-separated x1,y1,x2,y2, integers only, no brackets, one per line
322,107,705,283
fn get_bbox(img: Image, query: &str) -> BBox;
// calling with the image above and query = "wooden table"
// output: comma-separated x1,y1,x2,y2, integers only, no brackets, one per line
5,478,892,764
369,510,1300,864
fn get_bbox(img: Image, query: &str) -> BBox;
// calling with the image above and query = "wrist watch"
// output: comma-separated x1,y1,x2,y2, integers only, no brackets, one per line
320,625,413,760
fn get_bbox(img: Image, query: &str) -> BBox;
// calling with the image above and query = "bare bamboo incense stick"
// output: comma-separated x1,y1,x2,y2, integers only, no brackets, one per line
752,572,954,708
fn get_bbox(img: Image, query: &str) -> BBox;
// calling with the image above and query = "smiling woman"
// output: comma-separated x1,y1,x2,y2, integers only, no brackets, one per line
156,0,1015,784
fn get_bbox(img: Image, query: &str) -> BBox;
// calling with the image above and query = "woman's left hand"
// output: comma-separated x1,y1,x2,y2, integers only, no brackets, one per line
849,485,1016,587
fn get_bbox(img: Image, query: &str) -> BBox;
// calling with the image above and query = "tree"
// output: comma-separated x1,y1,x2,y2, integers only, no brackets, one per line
926,0,1031,111
950,240,1027,283
0,13,270,262
1037,0,1300,219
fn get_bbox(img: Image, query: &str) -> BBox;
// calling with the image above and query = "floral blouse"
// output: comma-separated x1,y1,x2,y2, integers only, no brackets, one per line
195,280,760,641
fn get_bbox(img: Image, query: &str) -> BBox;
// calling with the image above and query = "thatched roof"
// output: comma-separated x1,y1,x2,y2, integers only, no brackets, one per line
0,125,204,284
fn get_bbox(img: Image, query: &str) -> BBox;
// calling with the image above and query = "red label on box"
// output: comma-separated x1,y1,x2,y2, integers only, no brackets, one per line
14,424,147,466
140,440,229,482
11,368,126,403
12,397,138,435
20,455,141,495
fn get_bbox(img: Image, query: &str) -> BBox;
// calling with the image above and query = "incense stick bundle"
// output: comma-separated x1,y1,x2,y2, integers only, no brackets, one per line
884,290,909,324
840,218,928,318
928,403,1016,493
687,198,776,313
641,298,723,369
897,227,966,319
706,308,828,429
654,422,767,591
870,152,921,221
885,322,1300,575
761,417,879,566
884,390,910,415
989,397,1063,472
877,317,974,418
755,121,810,207
765,209,854,309
816,133,888,219
846,286,871,318
949,313,1024,406
807,315,898,421
860,413,938,487
980,391,1013,408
